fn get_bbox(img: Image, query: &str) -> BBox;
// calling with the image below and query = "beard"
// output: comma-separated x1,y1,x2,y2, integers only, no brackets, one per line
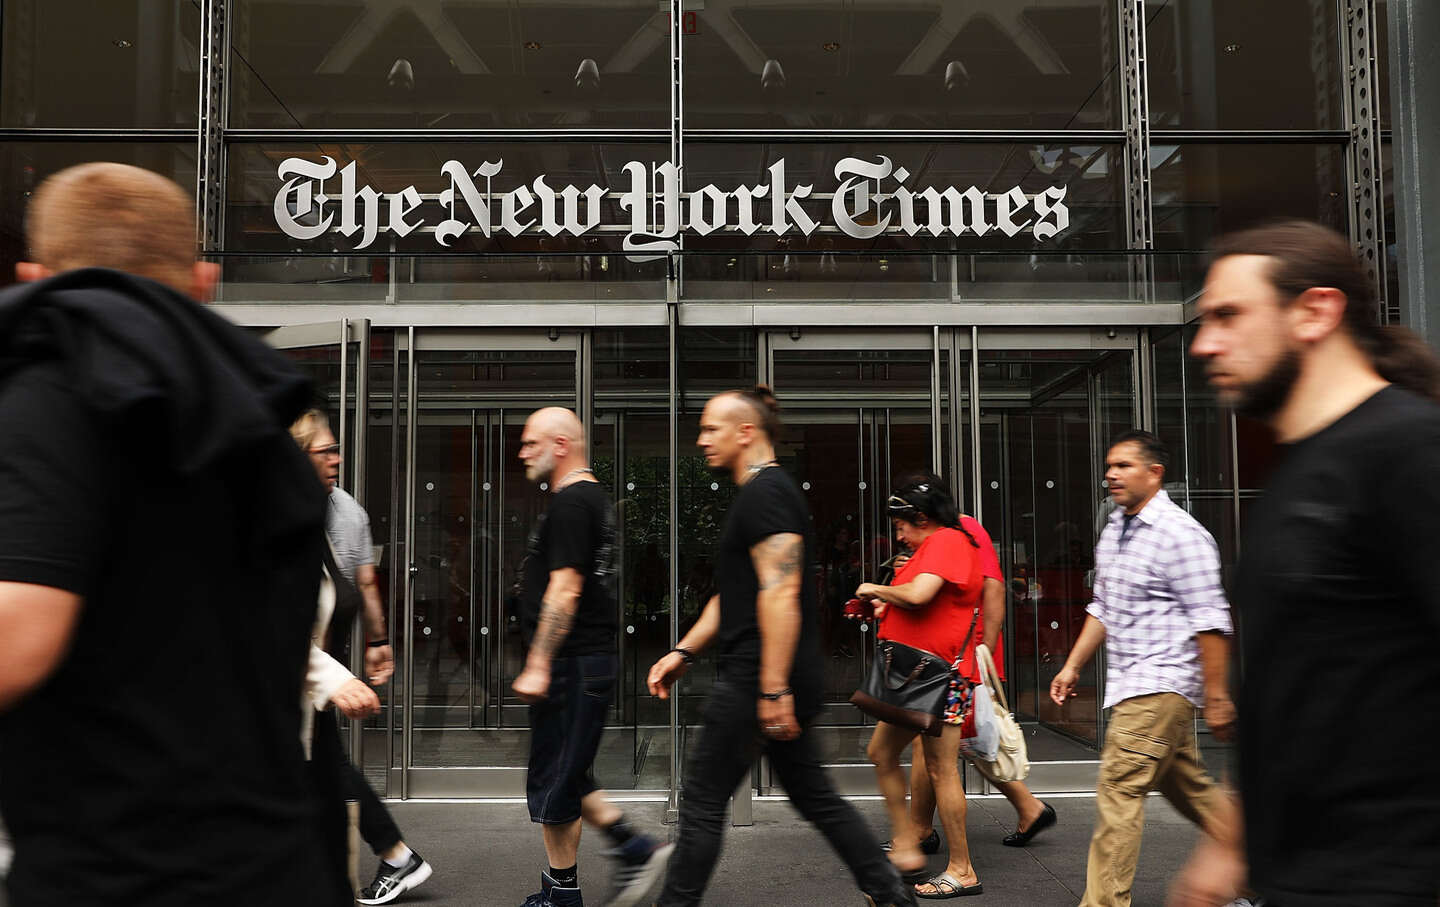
525,448,556,483
706,459,731,477
1232,348,1302,421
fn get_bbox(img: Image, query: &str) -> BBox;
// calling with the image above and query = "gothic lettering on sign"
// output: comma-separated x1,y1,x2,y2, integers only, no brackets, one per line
273,155,1072,252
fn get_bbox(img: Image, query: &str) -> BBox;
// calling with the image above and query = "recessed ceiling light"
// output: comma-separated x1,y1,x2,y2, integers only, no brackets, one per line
113,39,133,48
823,42,840,52
1224,43,1242,54
523,40,541,51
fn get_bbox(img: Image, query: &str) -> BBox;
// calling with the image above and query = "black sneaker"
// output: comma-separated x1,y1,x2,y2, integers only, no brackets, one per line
521,870,584,907
356,851,433,905
602,834,674,907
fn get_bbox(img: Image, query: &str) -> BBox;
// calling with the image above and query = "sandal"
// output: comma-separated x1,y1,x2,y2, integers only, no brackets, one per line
914,873,983,899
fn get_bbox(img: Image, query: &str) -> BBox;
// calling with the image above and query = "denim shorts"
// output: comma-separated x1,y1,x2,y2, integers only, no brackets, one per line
526,653,617,824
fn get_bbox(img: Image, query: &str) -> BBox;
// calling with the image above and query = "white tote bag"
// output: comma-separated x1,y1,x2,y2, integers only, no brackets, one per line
966,643,1030,783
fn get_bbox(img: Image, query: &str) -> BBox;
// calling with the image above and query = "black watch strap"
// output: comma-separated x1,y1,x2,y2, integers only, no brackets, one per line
669,646,695,664
367,639,390,648
759,687,793,701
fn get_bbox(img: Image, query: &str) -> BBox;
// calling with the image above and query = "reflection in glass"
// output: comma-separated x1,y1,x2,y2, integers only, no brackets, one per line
0,144,198,288
2,1,200,127
1147,0,1342,129
685,0,1118,129
1151,144,1348,251
229,0,667,128
978,349,1133,746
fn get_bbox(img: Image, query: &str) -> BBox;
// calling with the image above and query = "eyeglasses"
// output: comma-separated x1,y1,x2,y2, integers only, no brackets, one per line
309,444,341,458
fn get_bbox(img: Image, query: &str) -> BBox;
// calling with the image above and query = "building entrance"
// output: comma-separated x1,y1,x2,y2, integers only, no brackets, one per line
267,324,1143,800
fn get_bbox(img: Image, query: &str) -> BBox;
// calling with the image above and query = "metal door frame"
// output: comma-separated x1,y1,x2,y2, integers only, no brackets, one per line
263,319,373,770
398,329,585,799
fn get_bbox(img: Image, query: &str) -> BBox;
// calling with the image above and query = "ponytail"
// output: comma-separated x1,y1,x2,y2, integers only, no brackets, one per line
1360,325,1440,405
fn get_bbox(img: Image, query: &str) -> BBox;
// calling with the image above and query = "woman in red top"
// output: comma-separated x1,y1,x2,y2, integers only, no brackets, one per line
852,476,1050,899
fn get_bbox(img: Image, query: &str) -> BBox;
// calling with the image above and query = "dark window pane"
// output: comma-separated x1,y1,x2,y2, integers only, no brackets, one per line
1147,0,1343,129
1,1,200,127
229,0,667,128
686,1,1118,129
1378,0,1391,131
0,143,198,284
1152,144,1348,250
1383,140,1400,320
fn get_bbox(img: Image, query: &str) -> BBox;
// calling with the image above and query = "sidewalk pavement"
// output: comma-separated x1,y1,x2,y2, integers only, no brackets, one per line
0,794,1201,905
369,793,1200,906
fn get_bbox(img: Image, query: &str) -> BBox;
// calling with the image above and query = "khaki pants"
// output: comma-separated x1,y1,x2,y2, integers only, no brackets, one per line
1079,693,1227,907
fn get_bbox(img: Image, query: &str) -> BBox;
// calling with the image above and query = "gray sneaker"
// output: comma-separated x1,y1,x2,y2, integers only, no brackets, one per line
602,835,674,907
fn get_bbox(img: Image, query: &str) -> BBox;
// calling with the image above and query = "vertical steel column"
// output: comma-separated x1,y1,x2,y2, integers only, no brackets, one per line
1136,328,1153,431
666,0,685,824
1342,0,1389,322
401,327,418,799
195,0,227,252
931,326,943,475
348,318,372,766
968,327,983,526
1390,0,1440,338
385,338,402,795
468,410,479,730
1118,0,1155,299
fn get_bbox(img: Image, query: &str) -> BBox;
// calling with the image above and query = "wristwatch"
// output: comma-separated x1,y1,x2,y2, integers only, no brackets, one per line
668,646,695,665
759,687,793,701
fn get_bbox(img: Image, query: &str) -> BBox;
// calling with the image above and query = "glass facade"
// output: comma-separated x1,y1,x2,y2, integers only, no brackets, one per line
0,0,1404,801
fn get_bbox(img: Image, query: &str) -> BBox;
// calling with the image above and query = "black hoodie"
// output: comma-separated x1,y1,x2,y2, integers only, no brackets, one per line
0,269,343,905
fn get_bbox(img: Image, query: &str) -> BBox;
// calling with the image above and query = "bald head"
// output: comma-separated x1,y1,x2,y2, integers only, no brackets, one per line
24,162,202,294
526,407,586,449
519,407,588,484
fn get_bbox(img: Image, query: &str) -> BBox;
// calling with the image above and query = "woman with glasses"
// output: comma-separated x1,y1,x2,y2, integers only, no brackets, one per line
852,474,1027,899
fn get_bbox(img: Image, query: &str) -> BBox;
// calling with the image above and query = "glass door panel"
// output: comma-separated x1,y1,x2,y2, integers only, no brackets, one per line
768,334,950,779
977,343,1135,748
400,339,579,796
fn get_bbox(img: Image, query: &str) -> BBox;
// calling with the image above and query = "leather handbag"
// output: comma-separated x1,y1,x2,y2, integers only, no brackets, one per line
850,640,952,737
965,643,1031,783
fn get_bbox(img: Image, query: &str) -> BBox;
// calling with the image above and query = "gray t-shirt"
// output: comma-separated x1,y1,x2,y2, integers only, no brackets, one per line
325,485,374,583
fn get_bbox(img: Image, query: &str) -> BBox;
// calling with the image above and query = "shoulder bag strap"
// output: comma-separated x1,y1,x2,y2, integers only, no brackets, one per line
975,644,1010,712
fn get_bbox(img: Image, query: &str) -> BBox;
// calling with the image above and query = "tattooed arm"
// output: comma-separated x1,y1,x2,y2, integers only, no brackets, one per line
512,567,584,702
751,532,804,704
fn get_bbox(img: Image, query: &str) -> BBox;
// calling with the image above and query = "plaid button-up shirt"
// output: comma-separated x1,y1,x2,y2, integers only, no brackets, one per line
1087,490,1233,709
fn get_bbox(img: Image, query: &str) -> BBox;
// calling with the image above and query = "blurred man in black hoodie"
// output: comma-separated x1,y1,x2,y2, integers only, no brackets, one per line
0,163,343,905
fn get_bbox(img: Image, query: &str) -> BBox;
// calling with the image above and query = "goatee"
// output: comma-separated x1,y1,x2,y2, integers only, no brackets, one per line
1234,349,1302,421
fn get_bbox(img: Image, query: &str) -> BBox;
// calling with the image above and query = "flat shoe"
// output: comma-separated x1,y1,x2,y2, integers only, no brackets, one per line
1002,802,1056,847
914,873,983,899
882,829,941,855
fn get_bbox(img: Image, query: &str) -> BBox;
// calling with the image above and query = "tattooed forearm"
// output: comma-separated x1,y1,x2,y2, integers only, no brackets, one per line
531,597,576,660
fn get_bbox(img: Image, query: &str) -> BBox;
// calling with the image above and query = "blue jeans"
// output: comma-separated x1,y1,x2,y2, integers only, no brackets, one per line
526,653,617,824
657,678,905,905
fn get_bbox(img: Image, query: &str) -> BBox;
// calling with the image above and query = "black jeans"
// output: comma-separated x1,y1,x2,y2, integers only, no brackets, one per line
657,679,905,906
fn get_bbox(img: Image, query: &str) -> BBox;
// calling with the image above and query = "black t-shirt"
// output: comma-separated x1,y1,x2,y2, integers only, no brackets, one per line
0,362,335,905
713,466,823,719
520,479,618,658
1234,386,1440,906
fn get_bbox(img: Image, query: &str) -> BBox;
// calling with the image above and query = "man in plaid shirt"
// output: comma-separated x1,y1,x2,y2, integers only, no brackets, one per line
1050,430,1240,907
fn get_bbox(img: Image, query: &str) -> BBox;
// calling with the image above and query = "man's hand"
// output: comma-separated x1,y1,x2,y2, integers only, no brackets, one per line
1204,692,1237,742
759,693,799,741
1050,665,1080,706
1167,836,1246,906
365,644,394,686
330,678,381,718
647,651,690,700
512,665,551,703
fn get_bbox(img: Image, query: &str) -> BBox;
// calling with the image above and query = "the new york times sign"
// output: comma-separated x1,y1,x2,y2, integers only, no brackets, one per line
273,155,1071,253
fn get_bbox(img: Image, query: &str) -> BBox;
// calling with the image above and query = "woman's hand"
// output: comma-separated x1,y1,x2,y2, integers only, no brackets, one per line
855,582,883,600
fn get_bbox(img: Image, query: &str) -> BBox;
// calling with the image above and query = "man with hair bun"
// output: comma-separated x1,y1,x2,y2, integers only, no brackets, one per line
1173,220,1440,906
0,162,343,903
647,387,914,907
